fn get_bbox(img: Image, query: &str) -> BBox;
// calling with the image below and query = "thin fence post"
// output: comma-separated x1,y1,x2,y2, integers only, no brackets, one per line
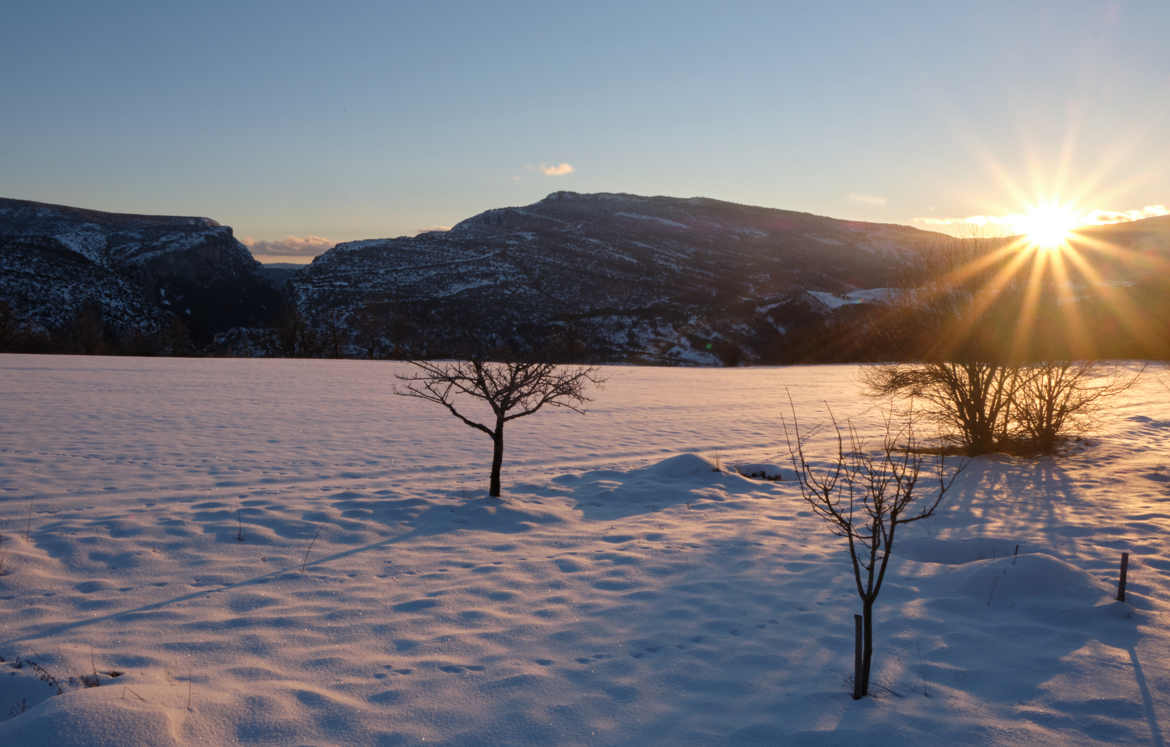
1117,552,1129,602
852,614,863,700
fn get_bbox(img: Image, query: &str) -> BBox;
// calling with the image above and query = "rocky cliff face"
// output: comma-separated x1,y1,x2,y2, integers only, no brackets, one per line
0,197,281,350
289,192,947,363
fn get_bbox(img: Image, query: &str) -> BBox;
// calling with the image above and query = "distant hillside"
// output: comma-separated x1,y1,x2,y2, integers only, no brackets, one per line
2,193,1168,362
259,263,303,289
287,191,951,363
0,197,281,353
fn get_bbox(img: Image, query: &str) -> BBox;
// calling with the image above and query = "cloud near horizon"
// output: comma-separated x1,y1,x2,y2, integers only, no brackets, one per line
1082,205,1170,225
241,235,334,260
913,204,1169,236
539,162,575,176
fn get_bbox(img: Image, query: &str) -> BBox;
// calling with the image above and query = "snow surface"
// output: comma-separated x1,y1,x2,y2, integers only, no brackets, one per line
49,224,109,264
807,235,846,246
0,356,1168,745
808,288,899,309
614,212,690,230
118,231,216,265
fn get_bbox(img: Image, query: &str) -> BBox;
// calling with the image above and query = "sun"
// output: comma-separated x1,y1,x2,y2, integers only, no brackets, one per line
1018,204,1079,250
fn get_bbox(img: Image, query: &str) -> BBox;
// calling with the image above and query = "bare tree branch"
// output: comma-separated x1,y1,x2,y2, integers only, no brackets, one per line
397,359,603,496
784,396,966,697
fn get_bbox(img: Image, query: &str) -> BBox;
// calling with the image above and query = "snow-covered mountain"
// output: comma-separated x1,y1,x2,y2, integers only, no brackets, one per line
289,192,948,363
4,192,1167,362
0,197,281,351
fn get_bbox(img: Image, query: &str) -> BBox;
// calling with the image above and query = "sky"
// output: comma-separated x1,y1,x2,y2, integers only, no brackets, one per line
2,1,1168,262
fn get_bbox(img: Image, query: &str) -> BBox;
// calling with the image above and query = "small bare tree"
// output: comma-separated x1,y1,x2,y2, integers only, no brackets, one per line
784,402,965,698
397,360,602,497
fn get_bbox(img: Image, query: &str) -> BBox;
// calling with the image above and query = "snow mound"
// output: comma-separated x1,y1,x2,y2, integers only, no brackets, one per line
0,687,183,746
946,553,1114,609
634,453,722,480
899,537,1023,565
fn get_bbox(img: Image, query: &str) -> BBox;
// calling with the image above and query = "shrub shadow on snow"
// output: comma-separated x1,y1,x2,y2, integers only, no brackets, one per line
874,455,1163,740
550,453,779,522
937,457,1100,557
878,542,1153,741
934,454,1163,606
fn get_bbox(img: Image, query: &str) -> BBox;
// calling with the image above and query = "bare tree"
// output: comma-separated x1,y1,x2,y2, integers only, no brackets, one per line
783,402,965,698
397,360,602,497
1013,361,1142,450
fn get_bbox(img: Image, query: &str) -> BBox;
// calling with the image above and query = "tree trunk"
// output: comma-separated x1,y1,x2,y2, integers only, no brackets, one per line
489,428,504,497
861,599,874,696
973,430,996,455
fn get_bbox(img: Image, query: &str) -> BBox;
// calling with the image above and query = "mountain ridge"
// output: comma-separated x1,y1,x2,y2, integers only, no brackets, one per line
2,192,1168,363
0,196,280,351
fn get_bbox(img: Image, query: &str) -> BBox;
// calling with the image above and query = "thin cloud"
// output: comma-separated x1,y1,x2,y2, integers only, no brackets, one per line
1083,205,1168,225
848,192,887,207
539,162,575,176
241,235,334,261
913,204,1170,237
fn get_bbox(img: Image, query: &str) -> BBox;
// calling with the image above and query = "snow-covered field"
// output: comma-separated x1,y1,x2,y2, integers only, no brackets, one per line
0,355,1167,745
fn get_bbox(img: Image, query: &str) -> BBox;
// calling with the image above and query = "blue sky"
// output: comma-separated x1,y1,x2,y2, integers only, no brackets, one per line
3,1,1167,260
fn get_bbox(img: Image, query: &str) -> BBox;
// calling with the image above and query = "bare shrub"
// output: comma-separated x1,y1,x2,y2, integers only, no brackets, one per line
397,360,602,497
865,361,1141,455
784,402,965,698
863,362,1020,454
1013,361,1142,450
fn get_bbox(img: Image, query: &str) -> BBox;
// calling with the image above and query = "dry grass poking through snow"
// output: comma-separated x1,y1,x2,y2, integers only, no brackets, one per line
0,356,1166,744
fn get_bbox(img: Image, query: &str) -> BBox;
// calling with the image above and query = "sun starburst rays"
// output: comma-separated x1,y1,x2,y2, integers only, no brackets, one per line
923,216,1162,362
919,105,1168,361
1007,241,1052,361
1055,241,1165,352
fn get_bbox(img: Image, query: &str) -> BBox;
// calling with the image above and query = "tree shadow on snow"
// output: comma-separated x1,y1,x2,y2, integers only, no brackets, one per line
326,492,563,537
0,493,562,649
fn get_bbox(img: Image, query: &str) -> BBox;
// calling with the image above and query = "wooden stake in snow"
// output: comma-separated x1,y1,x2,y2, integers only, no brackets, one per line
852,614,864,700
1117,552,1129,602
